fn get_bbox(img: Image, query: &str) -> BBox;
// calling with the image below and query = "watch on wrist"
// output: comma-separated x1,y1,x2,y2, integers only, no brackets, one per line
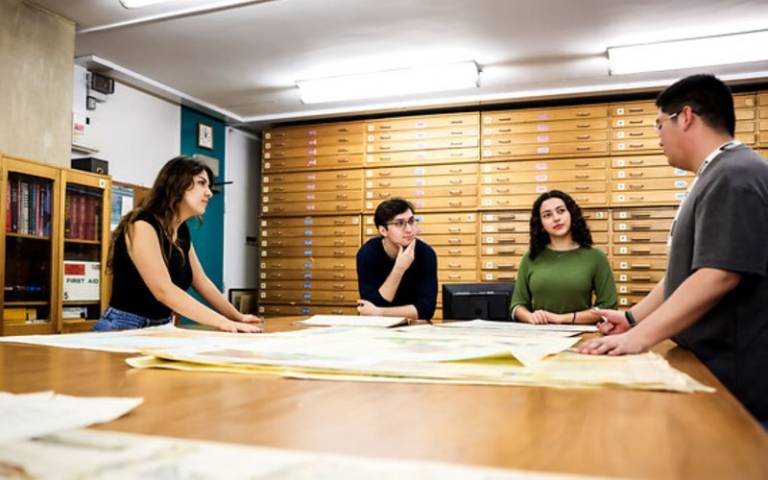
624,310,638,328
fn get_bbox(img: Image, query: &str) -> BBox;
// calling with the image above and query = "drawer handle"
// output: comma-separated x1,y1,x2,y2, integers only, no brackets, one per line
378,172,391,177
629,143,645,148
628,159,644,165
379,157,391,161
448,249,461,254
448,227,461,233
633,264,652,269
497,200,510,205
575,186,590,191
632,248,651,254
499,117,512,122
628,132,644,137
338,159,349,163
634,275,651,281
333,264,346,269
334,230,346,235
450,153,463,157
498,227,516,232
628,107,644,113
628,172,644,177
448,263,461,268
496,188,510,193
333,220,346,224
450,141,463,146
575,112,592,117
496,165,510,171
333,240,346,245
450,131,464,135
630,225,651,231
575,163,589,167
449,179,463,185
575,174,589,179
336,194,348,199
333,295,345,300
379,193,392,198
380,135,391,140
498,139,511,144
449,189,463,195
380,125,391,130
448,239,461,244
378,182,391,187
333,284,345,290
576,146,591,151
333,274,346,280
628,184,645,190
339,128,349,132
450,120,464,124
336,174,349,179
499,128,511,133
336,205,348,210
448,201,462,207
498,264,517,270
338,148,349,153
498,238,518,244
448,274,461,279
576,135,591,140
628,119,644,125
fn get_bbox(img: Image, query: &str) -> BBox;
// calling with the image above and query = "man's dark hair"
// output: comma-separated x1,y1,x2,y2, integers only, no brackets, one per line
655,74,735,136
374,198,415,229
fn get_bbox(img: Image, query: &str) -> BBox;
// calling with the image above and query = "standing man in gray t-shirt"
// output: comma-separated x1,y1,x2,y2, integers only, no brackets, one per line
579,74,768,427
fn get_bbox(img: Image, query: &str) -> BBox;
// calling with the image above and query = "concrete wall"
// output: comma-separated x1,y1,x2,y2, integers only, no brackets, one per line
0,0,74,167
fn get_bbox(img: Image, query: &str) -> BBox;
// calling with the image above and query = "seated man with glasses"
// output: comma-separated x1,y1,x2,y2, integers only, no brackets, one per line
356,198,437,321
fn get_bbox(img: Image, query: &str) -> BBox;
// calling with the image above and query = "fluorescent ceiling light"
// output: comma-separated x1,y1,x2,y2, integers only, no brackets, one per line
296,62,479,104
119,0,185,8
608,30,768,75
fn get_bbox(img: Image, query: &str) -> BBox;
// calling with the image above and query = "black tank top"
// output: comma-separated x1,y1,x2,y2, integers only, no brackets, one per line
109,211,193,319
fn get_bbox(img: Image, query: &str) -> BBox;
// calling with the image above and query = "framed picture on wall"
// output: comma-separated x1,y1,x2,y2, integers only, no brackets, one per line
197,122,214,149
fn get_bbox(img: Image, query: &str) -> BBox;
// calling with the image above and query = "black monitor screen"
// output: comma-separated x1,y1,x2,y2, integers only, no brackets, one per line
442,282,515,321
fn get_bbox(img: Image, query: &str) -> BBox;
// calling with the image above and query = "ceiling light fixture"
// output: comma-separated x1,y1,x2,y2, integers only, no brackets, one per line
119,0,185,8
608,30,768,75
296,61,480,104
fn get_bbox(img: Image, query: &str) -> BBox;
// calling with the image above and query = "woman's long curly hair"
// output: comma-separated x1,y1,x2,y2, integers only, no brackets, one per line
528,190,592,260
108,156,214,270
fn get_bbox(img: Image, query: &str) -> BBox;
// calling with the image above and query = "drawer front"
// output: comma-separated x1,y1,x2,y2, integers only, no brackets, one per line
611,127,656,140
611,139,661,153
258,304,358,316
482,141,609,159
261,237,360,248
365,147,479,166
439,271,480,282
262,201,361,215
260,258,356,270
263,155,363,171
414,234,477,246
611,115,655,128
265,122,363,140
611,154,669,168
482,233,531,245
611,191,686,206
264,190,362,203
481,271,518,282
612,244,669,256
264,134,362,150
259,269,357,281
482,222,529,234
367,185,478,199
264,144,364,159
367,126,479,143
610,102,656,117
482,181,606,196
367,137,479,153
260,280,358,292
260,216,361,228
365,197,478,211
481,211,531,222
482,130,608,145
480,245,528,257
612,258,668,270
617,294,646,307
263,179,362,194
483,118,608,135
366,163,478,179
480,258,521,271
260,290,359,304
613,232,669,243
481,193,608,209
261,246,358,258
616,283,655,295
480,158,607,172
362,213,477,227
613,219,674,232
482,106,608,124
440,258,478,270
262,225,360,238
612,166,691,180
481,170,607,184
611,178,691,192
263,169,363,185
366,113,479,132
365,174,477,189
431,245,478,257
614,270,665,283
612,208,677,220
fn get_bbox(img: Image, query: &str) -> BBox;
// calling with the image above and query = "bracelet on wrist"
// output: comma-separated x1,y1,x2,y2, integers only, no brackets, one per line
571,312,577,324
624,310,638,328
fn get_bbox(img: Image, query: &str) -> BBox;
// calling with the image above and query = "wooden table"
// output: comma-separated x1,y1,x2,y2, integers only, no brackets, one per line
1,317,766,479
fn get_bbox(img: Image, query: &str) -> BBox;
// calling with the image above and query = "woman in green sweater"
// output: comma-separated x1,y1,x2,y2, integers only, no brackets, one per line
510,190,617,324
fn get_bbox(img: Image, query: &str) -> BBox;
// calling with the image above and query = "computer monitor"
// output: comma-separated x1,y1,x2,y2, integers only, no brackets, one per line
442,282,515,321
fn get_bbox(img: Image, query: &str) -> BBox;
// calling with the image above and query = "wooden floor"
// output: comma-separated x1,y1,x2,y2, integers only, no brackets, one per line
1,317,766,479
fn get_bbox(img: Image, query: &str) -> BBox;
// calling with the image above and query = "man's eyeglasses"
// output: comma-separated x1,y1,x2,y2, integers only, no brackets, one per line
386,217,419,229
655,111,681,131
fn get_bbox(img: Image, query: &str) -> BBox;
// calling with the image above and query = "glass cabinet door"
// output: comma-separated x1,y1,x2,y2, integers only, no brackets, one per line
60,171,110,333
1,157,60,336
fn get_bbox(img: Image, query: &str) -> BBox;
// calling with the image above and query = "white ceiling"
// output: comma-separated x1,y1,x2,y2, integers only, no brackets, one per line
31,0,768,127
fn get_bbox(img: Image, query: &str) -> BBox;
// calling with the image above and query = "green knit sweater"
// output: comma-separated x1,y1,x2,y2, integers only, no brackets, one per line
510,247,617,315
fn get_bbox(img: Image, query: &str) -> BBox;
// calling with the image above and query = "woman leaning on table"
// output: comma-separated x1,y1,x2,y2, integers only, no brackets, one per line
92,156,262,333
510,190,617,325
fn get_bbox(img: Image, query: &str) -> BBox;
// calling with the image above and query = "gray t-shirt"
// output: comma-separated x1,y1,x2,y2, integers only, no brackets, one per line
666,144,768,422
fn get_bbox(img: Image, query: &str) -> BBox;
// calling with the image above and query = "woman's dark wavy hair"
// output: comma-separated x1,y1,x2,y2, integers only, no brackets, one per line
529,190,592,260
108,155,214,270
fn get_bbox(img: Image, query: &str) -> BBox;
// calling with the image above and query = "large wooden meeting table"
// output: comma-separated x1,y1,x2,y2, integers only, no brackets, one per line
1,316,766,479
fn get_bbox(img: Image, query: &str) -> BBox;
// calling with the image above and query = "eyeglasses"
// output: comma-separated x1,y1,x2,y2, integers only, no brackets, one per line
655,111,681,131
386,217,419,229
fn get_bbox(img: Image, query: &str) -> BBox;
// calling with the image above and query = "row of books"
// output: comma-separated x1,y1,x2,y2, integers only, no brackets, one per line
65,188,102,241
4,176,52,237
3,284,47,302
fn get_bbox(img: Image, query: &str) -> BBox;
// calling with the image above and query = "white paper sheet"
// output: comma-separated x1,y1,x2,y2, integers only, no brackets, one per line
0,391,143,442
298,314,409,328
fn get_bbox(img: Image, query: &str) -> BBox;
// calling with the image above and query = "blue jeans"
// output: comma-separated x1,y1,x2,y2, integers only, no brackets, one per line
92,307,172,331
